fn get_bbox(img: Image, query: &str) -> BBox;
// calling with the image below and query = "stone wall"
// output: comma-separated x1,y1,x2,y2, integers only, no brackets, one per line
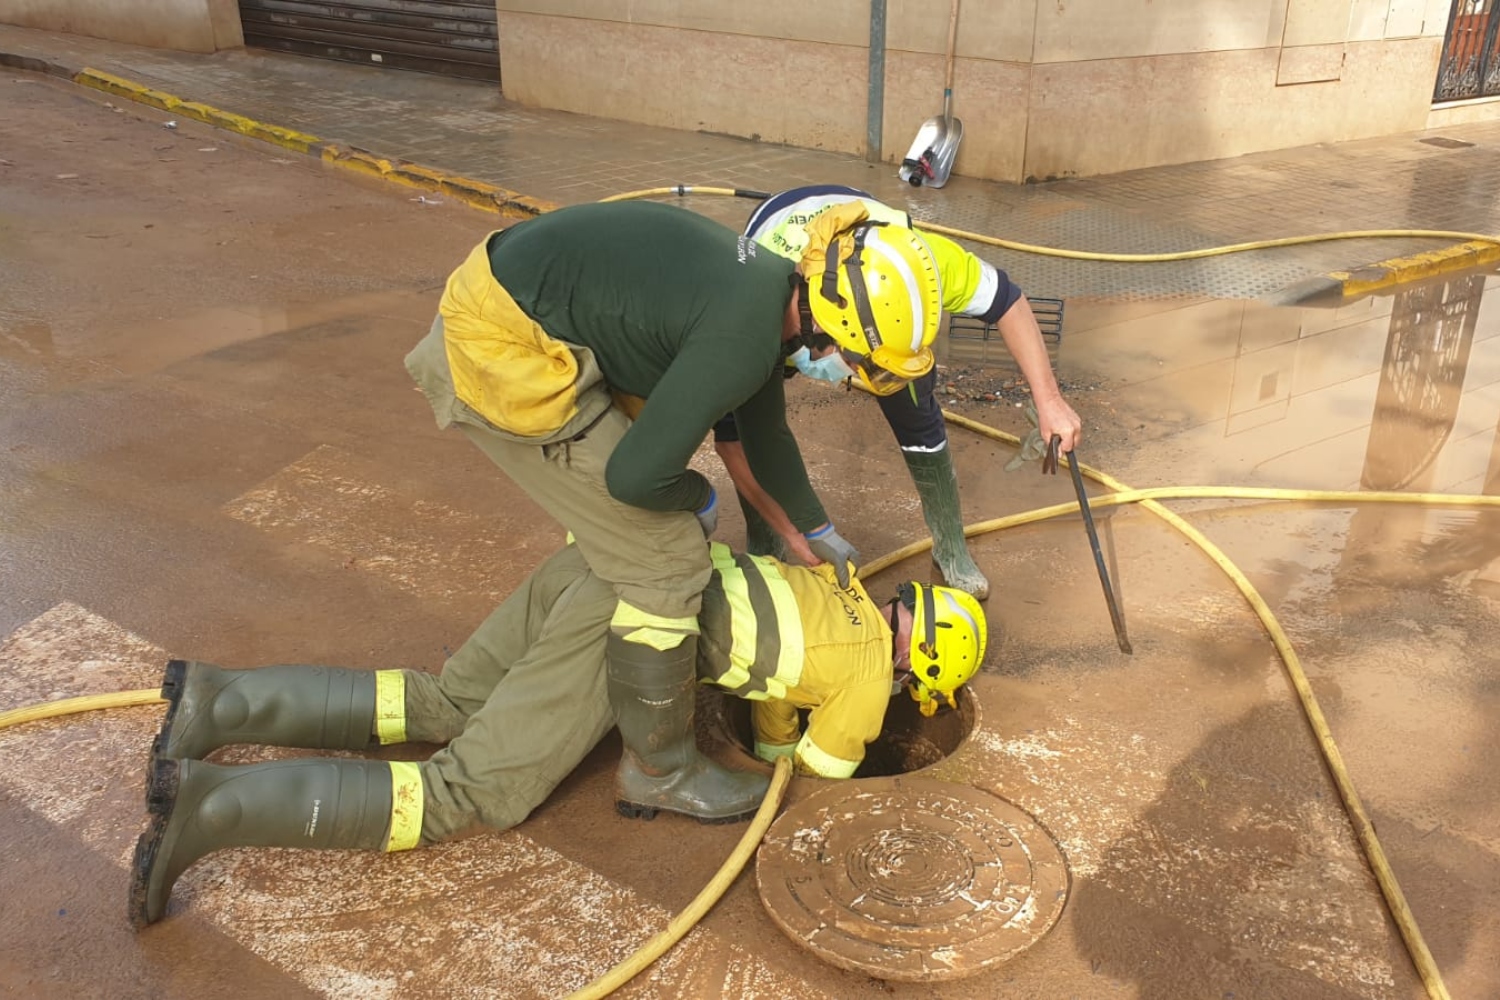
1,0,242,54
493,0,1478,182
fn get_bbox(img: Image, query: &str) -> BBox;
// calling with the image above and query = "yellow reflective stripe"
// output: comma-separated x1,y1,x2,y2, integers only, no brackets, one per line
795,734,860,779
710,543,756,691
755,740,797,763
564,531,575,546
385,761,424,852
610,601,698,635
619,627,691,651
374,670,407,746
748,555,804,696
916,228,986,316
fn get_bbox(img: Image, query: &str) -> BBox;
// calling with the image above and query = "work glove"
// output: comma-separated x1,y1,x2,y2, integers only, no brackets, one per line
805,523,859,588
696,487,719,537
1004,402,1048,472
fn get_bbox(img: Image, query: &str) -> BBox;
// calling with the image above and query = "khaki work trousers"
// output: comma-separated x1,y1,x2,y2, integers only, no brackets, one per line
407,315,712,627
458,405,712,625
401,545,617,843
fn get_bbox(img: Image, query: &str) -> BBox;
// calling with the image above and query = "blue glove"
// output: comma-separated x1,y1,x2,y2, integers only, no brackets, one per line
696,487,719,537
805,523,859,587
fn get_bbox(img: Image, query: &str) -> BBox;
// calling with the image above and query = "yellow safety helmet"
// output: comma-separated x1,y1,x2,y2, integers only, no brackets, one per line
899,582,987,717
799,207,942,396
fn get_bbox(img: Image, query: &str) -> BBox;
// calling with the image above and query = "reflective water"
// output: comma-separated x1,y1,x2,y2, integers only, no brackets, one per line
945,271,1500,597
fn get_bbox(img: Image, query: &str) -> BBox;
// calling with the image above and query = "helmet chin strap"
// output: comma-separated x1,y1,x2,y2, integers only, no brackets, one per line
887,596,914,682
781,274,822,366
792,273,817,340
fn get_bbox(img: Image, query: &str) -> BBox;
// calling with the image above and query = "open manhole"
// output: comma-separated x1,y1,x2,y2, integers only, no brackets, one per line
756,777,1069,982
700,685,977,777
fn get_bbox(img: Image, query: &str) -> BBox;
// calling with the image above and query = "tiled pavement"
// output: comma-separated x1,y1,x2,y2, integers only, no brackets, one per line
4,22,1500,301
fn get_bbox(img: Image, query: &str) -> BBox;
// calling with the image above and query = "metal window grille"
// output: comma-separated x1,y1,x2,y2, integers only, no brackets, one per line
1435,0,1500,101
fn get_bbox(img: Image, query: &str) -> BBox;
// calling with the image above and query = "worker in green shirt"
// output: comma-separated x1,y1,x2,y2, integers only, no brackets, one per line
129,542,987,927
717,184,1084,601
399,202,939,827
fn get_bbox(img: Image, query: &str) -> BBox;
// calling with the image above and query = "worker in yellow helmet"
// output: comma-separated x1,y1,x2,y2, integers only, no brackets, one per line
402,201,863,838
715,184,1083,601
128,541,986,927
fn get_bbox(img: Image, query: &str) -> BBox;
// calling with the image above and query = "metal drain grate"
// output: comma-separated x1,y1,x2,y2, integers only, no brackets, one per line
949,296,1063,344
757,777,1069,981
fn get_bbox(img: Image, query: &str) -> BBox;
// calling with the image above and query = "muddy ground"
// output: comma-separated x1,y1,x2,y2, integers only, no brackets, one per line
2,74,1497,1000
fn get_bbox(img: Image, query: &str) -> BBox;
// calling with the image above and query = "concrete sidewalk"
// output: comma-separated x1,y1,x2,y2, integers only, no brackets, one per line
4,21,1500,302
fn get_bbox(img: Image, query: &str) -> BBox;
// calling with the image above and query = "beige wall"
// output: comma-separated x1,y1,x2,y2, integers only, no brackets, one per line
2,0,243,53
495,0,1477,182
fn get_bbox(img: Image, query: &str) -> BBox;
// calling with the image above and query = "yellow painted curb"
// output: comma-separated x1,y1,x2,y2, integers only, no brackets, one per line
71,66,558,219
1329,240,1500,297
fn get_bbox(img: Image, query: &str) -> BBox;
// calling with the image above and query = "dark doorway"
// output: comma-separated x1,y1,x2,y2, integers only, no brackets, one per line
239,1,500,83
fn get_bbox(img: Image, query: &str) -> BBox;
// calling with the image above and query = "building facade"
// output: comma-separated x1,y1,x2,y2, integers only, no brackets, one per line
6,1,1498,183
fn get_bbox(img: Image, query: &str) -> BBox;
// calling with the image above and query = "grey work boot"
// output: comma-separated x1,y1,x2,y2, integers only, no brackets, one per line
130,756,411,927
152,659,378,765
903,448,991,600
607,632,769,823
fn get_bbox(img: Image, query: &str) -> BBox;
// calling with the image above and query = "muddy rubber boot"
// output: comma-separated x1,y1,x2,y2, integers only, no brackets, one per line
903,448,990,600
152,659,378,765
607,633,769,823
130,756,413,927
735,491,794,562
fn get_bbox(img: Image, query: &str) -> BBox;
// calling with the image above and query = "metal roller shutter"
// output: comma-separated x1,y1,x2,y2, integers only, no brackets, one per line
239,0,499,82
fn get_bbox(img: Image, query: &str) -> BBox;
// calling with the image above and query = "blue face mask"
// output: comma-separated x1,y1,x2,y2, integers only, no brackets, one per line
790,346,856,384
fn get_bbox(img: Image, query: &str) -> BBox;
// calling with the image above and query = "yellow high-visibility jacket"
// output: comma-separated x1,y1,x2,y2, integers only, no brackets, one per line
698,543,893,779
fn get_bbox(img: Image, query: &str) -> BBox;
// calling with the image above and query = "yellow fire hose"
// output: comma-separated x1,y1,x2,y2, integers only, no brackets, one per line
0,689,165,728
598,185,1500,262
562,755,794,1000
2,438,1489,999
2,179,1490,994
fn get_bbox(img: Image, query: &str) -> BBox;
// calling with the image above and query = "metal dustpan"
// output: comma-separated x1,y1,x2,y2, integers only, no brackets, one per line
899,0,963,188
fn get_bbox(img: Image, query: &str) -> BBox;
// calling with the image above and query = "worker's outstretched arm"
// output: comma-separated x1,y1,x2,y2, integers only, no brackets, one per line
714,439,819,566
994,297,1082,453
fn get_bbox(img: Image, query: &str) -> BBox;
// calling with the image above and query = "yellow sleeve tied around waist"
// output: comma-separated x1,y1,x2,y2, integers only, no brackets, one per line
440,236,581,438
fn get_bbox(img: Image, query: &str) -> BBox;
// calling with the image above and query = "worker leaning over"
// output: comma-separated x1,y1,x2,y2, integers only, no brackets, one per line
714,184,1084,600
403,200,866,828
129,542,987,927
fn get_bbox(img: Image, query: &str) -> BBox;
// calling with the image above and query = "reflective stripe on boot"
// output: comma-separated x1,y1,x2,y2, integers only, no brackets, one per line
129,756,419,928
152,659,384,766
605,631,769,824
902,447,990,600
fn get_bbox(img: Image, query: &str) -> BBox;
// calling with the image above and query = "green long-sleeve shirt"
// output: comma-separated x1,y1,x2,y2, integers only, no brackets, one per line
487,202,826,531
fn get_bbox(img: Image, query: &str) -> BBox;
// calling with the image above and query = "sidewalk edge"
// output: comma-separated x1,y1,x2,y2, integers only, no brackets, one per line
1328,241,1500,297
11,57,558,219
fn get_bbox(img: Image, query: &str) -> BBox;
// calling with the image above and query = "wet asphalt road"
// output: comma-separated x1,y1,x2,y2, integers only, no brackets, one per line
3,73,1498,1000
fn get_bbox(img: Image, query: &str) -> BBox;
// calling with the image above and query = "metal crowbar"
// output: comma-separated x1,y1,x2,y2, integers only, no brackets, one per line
1045,435,1133,654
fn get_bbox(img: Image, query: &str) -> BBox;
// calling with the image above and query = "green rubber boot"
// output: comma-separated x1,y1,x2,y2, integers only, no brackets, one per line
607,633,769,823
152,659,379,765
130,756,418,927
903,447,991,600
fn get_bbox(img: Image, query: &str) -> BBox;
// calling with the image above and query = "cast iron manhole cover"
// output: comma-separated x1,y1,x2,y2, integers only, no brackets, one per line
756,777,1068,981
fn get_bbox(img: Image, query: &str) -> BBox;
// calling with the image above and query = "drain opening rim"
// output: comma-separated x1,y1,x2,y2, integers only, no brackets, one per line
702,684,980,778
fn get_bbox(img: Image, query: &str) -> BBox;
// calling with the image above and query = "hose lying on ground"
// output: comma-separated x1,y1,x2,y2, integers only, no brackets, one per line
599,185,1500,265
564,756,794,1000
2,410,1485,1000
